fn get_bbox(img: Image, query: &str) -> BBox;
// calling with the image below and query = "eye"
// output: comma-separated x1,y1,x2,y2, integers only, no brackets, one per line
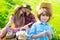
41,14,49,17
42,14,45,16
46,14,49,16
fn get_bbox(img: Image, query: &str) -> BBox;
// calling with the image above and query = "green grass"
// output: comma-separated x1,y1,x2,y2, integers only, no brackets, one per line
0,0,60,40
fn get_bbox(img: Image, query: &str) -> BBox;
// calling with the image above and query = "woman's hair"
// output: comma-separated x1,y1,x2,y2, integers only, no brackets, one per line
13,4,32,27
23,4,32,11
38,7,52,21
13,6,25,26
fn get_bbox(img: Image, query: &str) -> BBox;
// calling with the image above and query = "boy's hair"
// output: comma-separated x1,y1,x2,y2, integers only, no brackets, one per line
38,7,52,21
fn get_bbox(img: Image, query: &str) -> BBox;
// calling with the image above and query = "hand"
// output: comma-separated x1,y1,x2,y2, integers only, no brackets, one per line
0,30,1,33
20,25,28,31
32,30,47,38
0,38,2,40
46,30,51,36
42,30,47,37
24,22,33,28
46,30,52,40
6,30,14,38
36,4,40,12
20,27,26,31
0,30,2,37
9,15,14,23
20,22,33,30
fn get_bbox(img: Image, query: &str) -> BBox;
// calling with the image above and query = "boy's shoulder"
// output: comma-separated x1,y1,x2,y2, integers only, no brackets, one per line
32,21,40,26
47,23,53,29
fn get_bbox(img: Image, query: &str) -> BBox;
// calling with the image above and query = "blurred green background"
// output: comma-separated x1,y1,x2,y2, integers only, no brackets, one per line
0,0,60,40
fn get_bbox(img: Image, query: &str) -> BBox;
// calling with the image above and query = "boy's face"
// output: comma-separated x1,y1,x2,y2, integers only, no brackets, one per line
40,13,49,23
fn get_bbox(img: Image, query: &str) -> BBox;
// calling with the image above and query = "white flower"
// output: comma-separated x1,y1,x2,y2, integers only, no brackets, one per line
6,31,13,37
16,31,27,40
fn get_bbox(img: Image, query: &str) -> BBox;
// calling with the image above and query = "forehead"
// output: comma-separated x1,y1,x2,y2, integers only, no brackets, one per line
38,8,46,14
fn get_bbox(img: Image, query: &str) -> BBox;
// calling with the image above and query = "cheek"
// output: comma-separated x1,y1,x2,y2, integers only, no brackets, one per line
40,16,44,19
15,22,20,25
40,16,44,21
40,16,49,20
46,17,49,20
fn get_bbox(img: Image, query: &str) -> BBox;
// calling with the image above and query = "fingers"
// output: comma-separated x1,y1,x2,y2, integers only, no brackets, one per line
9,15,14,23
25,22,33,26
20,22,33,30
36,3,40,12
10,15,14,20
24,22,33,28
46,30,51,35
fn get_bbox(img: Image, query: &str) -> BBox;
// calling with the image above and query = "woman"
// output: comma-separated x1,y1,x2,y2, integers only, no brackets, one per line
0,4,36,40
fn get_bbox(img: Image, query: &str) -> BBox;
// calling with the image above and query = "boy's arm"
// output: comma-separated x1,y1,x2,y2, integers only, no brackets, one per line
28,23,46,39
46,26,54,40
31,31,46,38
46,30,52,40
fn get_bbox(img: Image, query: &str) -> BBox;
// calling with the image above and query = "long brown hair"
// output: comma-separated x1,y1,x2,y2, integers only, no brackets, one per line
13,6,25,27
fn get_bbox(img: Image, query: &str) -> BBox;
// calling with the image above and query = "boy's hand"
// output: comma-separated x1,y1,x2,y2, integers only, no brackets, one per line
42,30,47,37
46,30,52,40
46,30,51,35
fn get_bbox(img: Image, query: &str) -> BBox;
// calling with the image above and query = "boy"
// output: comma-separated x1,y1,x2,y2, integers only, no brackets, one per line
28,2,53,40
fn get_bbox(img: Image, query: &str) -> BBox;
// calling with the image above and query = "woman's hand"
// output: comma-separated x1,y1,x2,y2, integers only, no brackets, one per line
20,22,33,30
0,38,2,40
6,30,15,39
3,15,14,29
9,15,14,23
0,30,2,37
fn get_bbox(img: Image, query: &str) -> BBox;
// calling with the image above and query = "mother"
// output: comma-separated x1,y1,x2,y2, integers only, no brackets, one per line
0,4,36,40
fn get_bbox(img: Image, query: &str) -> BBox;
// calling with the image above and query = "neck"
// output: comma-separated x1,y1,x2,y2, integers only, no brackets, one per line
41,21,47,25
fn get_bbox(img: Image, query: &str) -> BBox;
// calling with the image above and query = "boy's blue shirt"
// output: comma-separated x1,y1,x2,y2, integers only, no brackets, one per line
27,21,53,40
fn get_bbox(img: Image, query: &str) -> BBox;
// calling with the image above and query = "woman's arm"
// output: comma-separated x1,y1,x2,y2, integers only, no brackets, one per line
0,20,12,38
36,3,40,12
20,22,33,30
0,15,14,38
2,15,14,30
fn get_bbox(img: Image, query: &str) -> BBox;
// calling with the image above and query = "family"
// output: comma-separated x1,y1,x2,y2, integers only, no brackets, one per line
0,2,54,40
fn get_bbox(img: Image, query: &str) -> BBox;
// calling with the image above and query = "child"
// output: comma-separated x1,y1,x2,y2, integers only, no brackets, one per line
28,2,53,40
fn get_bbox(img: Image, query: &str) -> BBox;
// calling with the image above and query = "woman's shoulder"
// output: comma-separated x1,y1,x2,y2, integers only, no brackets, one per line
29,13,35,17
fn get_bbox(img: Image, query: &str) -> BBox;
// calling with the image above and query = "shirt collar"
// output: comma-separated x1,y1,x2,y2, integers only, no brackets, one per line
38,21,48,25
